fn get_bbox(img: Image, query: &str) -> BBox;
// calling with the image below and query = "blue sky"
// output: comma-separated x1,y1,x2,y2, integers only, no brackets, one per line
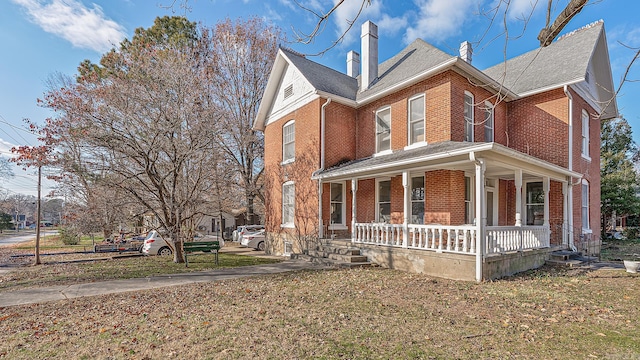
1,0,639,196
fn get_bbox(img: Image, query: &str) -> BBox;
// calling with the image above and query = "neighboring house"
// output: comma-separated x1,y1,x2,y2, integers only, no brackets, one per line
195,212,236,239
254,20,617,281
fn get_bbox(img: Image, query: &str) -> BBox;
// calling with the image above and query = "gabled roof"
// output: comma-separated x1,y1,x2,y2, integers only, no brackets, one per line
356,38,455,101
483,21,602,96
281,48,358,101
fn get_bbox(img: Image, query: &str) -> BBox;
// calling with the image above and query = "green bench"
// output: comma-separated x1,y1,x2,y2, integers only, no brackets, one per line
183,241,221,267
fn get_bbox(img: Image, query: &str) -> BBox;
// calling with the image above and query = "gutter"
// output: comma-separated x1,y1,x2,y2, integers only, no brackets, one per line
563,85,577,251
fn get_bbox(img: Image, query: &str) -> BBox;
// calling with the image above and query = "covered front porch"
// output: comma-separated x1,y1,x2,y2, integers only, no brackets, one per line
313,142,582,281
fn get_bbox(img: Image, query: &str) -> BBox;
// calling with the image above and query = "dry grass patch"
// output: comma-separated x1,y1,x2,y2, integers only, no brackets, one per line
1,266,638,359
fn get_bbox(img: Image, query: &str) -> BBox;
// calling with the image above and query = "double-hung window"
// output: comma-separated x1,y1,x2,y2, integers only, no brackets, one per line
377,180,391,222
582,181,590,230
581,110,589,158
408,95,425,145
484,101,494,142
283,120,295,163
411,176,424,224
464,176,473,224
376,107,391,153
330,183,344,226
282,181,295,226
525,182,544,225
464,92,474,142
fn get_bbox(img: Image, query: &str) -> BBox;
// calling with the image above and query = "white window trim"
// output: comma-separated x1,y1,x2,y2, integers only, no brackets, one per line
376,178,391,223
375,106,392,154
407,94,426,147
328,182,347,229
410,175,425,224
283,241,293,256
523,180,545,226
581,110,591,161
464,91,474,143
581,179,591,232
464,175,474,225
282,120,295,165
281,181,295,228
484,101,494,142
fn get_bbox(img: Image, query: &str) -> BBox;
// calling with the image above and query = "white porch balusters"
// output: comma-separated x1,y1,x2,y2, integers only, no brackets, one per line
351,179,357,244
402,171,409,248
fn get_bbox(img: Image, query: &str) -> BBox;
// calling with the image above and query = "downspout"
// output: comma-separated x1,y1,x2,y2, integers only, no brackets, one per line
563,85,576,251
318,98,332,239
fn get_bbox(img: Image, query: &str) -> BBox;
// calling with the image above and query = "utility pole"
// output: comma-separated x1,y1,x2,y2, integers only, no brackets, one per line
34,165,41,265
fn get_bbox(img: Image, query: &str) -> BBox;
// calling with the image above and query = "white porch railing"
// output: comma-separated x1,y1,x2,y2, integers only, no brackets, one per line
353,223,550,255
485,226,550,254
353,223,477,254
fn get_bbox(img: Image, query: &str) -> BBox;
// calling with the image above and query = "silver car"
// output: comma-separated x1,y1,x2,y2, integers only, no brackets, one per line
142,230,225,256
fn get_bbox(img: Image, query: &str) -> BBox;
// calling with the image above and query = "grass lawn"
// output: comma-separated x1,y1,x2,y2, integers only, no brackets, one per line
0,265,638,359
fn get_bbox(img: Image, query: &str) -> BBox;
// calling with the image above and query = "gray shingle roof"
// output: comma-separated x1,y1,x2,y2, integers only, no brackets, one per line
483,21,603,95
356,39,455,100
281,47,359,100
313,141,475,179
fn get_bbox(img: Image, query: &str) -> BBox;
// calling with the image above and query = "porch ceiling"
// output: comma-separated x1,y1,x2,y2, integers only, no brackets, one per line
312,141,581,182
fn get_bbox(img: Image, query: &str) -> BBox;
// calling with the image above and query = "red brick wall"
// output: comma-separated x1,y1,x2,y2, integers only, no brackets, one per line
356,178,376,222
324,102,357,169
424,170,466,225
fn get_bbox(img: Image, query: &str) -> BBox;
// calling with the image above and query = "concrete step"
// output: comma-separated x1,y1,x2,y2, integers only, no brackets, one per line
308,250,367,263
549,250,581,261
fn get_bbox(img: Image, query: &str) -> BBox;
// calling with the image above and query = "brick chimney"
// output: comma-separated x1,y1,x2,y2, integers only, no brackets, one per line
347,50,360,78
361,21,378,90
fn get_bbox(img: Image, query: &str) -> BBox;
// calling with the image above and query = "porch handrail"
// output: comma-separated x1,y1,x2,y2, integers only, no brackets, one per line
485,225,550,254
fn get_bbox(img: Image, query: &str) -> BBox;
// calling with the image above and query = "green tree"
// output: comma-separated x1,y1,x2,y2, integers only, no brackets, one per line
601,117,640,235
0,213,12,233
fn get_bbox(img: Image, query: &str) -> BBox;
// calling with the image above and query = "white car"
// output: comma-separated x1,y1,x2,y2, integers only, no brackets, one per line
233,225,265,242
240,229,266,251
141,231,173,256
141,231,224,256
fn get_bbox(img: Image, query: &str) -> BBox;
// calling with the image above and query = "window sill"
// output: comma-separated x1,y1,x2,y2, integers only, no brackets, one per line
281,159,295,166
581,154,591,162
404,142,427,151
328,224,348,231
373,150,392,157
281,223,294,229
582,228,592,234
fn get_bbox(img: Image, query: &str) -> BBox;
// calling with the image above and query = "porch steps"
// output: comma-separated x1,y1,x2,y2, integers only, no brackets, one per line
291,239,373,268
546,250,599,267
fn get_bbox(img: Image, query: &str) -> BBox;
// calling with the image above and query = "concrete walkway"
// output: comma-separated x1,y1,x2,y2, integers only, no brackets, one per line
0,260,329,307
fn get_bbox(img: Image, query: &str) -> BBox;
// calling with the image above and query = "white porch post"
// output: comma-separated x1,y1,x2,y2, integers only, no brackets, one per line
351,179,357,243
562,181,568,246
568,181,575,250
402,171,409,248
543,177,550,227
515,169,523,226
475,159,486,282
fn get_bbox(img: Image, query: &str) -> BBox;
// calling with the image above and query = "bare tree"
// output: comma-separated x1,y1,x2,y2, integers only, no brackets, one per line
202,17,285,225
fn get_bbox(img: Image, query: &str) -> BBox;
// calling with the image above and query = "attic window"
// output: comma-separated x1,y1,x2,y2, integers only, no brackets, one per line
284,84,293,99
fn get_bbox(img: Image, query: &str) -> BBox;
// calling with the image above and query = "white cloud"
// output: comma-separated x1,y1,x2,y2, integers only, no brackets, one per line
12,0,127,53
404,0,474,43
0,138,18,159
333,0,382,44
377,13,408,36
505,0,542,21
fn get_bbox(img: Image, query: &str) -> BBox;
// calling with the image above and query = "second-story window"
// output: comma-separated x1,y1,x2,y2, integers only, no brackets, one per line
581,110,589,158
484,101,494,142
283,120,295,163
376,107,391,153
408,95,425,145
464,92,474,142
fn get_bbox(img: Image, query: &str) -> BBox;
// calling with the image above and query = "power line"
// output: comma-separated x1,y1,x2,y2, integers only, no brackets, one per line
0,114,34,145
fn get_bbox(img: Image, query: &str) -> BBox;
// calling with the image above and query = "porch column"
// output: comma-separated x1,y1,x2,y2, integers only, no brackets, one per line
351,179,357,243
475,159,486,282
402,171,409,248
562,181,568,246
543,177,550,227
515,169,523,226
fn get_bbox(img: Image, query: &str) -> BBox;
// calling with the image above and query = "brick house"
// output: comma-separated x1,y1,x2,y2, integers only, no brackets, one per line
254,21,617,281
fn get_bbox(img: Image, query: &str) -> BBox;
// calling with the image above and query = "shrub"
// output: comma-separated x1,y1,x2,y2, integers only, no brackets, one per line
59,227,80,245
623,226,639,241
